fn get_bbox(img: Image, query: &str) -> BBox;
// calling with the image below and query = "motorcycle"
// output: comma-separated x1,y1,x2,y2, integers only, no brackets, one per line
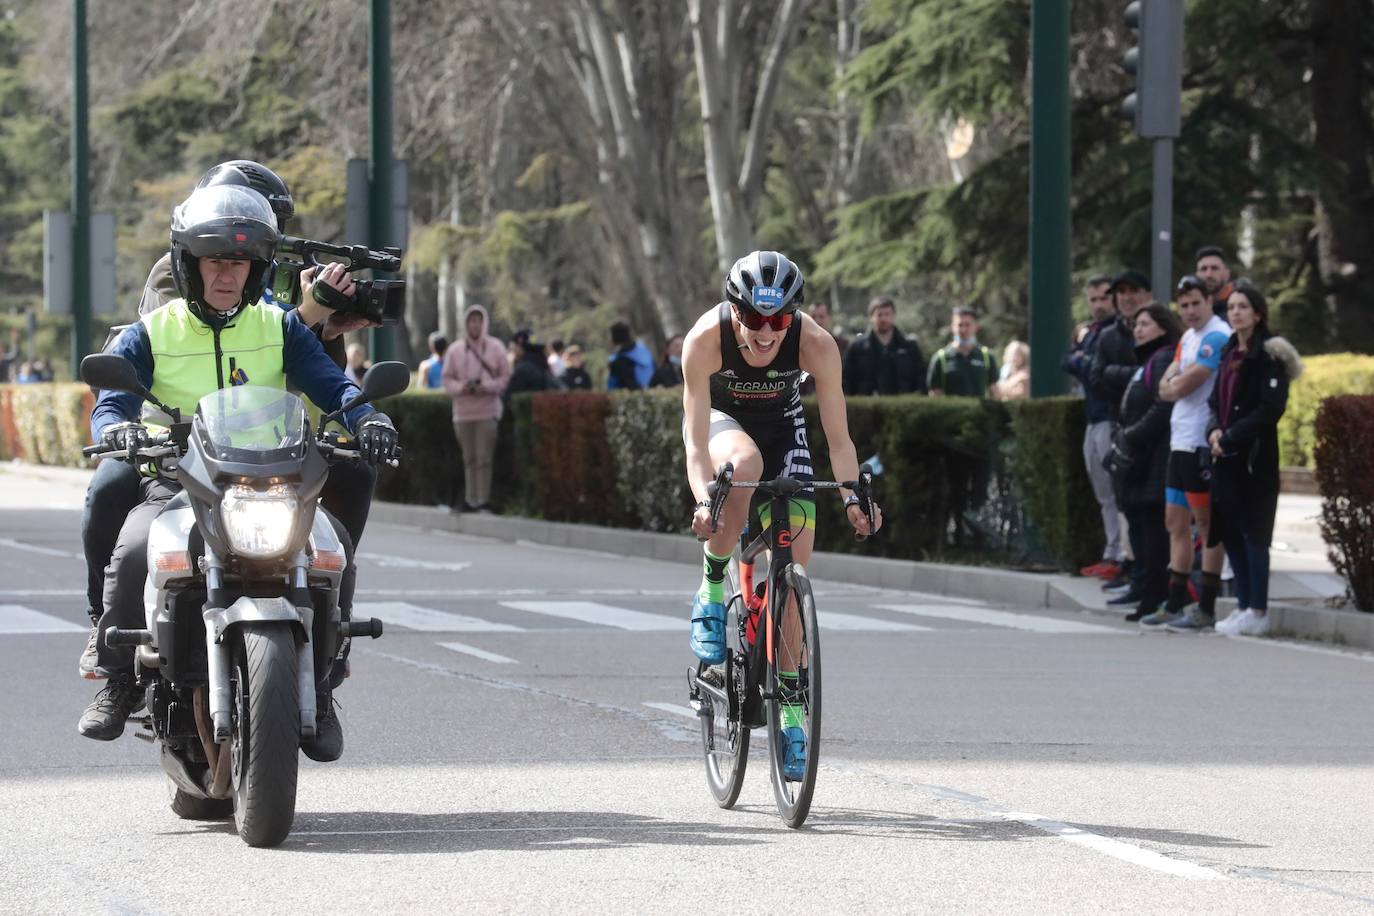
80,353,408,847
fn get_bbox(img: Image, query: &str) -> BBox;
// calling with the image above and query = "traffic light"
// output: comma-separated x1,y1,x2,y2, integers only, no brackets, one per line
1120,0,1184,138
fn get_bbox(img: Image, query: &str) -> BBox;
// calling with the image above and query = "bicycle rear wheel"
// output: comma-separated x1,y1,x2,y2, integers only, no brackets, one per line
700,559,749,807
765,564,821,828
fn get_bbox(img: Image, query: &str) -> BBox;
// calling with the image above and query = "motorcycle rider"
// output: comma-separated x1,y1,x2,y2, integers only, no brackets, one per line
79,161,381,689
78,183,398,762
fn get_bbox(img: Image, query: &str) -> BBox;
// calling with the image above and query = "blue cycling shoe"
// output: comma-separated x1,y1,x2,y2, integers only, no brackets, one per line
782,726,807,781
690,594,726,664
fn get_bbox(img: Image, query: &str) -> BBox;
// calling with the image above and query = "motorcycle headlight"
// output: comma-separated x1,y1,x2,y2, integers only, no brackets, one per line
220,484,298,558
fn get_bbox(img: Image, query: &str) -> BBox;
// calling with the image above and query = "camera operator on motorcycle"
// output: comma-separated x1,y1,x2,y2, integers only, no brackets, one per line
80,161,382,700
79,182,398,763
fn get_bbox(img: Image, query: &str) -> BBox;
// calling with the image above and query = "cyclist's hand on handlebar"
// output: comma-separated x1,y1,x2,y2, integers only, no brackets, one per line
847,499,882,537
101,422,148,453
691,503,717,540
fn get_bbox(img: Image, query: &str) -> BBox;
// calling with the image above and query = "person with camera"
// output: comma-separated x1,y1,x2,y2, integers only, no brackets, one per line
79,162,385,686
1103,304,1182,622
79,183,399,759
442,303,511,512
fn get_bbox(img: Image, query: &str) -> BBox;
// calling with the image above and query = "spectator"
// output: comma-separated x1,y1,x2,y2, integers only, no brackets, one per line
442,304,511,513
508,337,555,395
1105,303,1182,621
843,296,926,395
1209,283,1303,637
15,361,39,384
800,301,850,396
1064,274,1125,581
547,339,567,379
928,307,998,397
418,332,448,390
559,344,593,390
0,327,18,381
1089,270,1152,416
1145,275,1233,632
607,320,654,390
650,334,685,388
1195,245,1235,321
994,340,1030,400
345,343,369,385
509,328,532,368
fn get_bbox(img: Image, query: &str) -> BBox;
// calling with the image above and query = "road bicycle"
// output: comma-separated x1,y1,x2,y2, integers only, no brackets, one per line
687,462,875,828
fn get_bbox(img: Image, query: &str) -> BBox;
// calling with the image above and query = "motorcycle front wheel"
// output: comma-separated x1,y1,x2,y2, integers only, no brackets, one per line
229,625,301,848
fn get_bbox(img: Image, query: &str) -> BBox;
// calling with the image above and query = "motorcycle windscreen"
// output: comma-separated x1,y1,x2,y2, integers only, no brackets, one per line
195,385,308,465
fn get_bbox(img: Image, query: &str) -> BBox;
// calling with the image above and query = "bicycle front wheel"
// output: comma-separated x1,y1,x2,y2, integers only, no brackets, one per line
701,556,749,807
765,563,821,828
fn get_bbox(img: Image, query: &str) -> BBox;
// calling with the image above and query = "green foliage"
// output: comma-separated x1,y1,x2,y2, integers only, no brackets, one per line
1279,354,1374,468
0,383,93,467
1314,396,1374,611
1004,397,1104,571
605,389,693,532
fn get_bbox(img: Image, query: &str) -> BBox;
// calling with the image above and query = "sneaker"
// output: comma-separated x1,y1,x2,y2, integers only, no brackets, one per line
78,623,106,680
1079,561,1120,580
1166,605,1215,633
1139,608,1184,629
1106,588,1143,607
1102,573,1131,592
690,594,726,664
78,674,142,741
1124,605,1155,623
1215,609,1252,636
1237,611,1271,637
302,695,344,763
782,726,807,781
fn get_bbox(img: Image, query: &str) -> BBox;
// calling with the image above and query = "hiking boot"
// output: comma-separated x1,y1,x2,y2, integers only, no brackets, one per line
690,594,726,664
78,622,106,680
302,696,344,763
78,674,142,741
1166,605,1215,633
782,726,807,781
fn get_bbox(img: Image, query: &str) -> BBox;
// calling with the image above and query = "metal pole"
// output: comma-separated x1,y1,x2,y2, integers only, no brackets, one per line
1028,0,1072,398
70,0,91,378
367,0,395,363
1150,137,1174,300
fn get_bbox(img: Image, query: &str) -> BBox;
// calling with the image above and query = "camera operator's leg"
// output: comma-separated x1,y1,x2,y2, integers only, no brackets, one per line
304,510,354,763
79,478,177,740
320,460,377,550
79,459,141,679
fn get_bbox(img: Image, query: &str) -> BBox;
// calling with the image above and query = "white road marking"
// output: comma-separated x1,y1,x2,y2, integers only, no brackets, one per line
0,605,87,634
500,601,682,632
0,538,82,560
1000,812,1226,880
438,641,518,664
818,610,932,632
359,553,472,573
642,702,699,720
877,604,1121,635
354,602,523,633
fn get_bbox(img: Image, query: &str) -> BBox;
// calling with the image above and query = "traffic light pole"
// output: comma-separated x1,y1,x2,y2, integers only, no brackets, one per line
1151,138,1173,302
1028,0,1072,398
368,0,395,363
70,0,90,378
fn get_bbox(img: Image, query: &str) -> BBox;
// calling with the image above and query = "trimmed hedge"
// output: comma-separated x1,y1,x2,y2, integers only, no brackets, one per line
1005,397,1104,571
0,383,94,467
1280,353,1374,468
1314,395,1374,611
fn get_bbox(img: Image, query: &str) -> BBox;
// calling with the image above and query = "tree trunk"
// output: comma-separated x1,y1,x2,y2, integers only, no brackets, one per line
1309,0,1374,350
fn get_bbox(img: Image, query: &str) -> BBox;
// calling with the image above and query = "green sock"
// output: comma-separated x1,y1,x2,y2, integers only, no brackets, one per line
779,672,804,729
699,548,730,604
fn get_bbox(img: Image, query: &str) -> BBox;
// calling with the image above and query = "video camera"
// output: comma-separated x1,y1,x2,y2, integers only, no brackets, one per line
273,236,406,325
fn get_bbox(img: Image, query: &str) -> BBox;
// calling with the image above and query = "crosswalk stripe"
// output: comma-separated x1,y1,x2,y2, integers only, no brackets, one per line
818,611,933,632
359,553,472,573
499,601,683,632
875,604,1121,635
354,602,523,633
0,605,87,634
438,642,518,664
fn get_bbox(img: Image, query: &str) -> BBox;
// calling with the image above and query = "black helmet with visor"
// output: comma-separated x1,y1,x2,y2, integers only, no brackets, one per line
169,185,280,323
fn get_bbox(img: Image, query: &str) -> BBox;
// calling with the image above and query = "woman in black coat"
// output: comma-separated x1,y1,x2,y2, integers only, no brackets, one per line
1207,283,1303,637
1106,303,1182,620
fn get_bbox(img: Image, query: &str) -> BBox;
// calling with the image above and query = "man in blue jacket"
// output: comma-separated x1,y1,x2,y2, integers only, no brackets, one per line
607,320,655,390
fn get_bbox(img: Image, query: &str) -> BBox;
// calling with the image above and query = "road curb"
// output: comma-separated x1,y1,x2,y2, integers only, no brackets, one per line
372,500,1373,650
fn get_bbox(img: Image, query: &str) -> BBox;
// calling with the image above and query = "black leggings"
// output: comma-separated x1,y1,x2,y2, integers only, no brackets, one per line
1123,503,1168,610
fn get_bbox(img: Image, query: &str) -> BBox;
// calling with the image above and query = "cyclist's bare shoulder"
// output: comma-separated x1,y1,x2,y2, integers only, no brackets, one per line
798,313,841,381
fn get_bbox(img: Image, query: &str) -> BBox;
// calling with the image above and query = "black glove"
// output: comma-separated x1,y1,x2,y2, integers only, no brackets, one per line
101,422,148,453
357,413,398,466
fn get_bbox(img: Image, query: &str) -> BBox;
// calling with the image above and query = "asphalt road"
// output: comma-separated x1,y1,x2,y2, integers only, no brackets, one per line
2,466,1374,914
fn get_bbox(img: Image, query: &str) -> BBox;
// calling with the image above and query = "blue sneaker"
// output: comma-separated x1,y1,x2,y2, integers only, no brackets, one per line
690,594,726,664
782,726,807,781
1166,605,1214,633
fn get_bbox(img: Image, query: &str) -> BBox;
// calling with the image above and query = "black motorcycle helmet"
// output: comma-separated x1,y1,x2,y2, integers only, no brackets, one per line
169,185,280,323
196,160,295,232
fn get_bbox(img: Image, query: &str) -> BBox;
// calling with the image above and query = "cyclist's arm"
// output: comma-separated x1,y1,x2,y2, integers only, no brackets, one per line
800,318,860,496
681,313,722,503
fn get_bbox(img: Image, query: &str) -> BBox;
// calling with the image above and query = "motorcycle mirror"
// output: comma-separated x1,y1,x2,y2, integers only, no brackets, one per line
81,354,147,396
359,360,411,402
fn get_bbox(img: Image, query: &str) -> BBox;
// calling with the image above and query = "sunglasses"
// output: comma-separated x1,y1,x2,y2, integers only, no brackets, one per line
1176,274,1206,294
734,306,795,332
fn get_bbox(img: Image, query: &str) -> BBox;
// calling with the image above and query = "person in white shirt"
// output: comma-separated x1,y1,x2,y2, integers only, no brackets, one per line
1140,276,1232,631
